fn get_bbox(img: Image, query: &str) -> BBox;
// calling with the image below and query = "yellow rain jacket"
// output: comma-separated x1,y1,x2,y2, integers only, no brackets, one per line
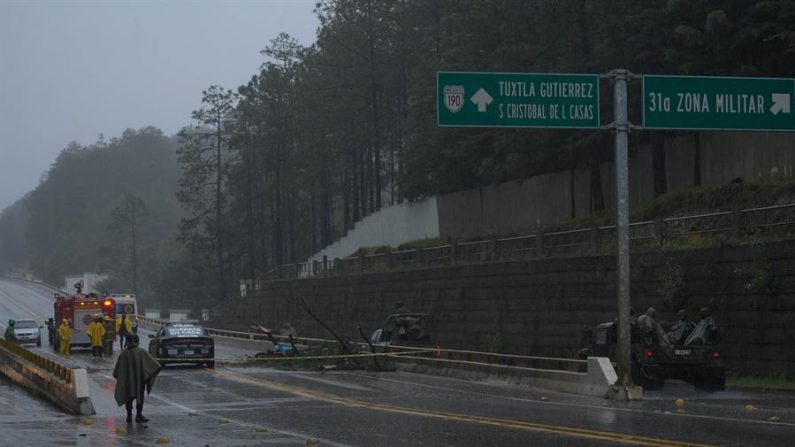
116,316,133,335
58,322,72,355
86,320,106,347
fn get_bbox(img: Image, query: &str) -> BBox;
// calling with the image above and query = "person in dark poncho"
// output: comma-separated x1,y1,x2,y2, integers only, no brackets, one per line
113,333,161,423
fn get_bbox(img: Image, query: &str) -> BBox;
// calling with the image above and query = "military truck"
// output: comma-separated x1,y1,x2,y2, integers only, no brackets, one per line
578,319,725,391
368,312,437,352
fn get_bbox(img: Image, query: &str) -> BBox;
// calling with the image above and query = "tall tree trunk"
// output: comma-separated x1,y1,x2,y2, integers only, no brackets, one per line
360,142,367,217
366,0,381,212
366,142,374,214
693,132,702,187
274,144,283,265
351,143,360,222
311,181,318,253
321,162,332,246
215,116,226,299
244,159,256,279
569,169,575,219
288,191,296,262
652,132,667,197
396,66,407,203
343,165,351,231
130,202,138,296
590,149,605,212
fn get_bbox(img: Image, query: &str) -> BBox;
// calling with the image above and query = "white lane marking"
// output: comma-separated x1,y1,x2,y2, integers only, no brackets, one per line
100,373,355,447
340,372,795,428
0,287,49,320
2,280,60,306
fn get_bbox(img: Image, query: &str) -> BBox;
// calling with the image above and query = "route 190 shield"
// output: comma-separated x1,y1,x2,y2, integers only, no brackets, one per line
443,85,465,113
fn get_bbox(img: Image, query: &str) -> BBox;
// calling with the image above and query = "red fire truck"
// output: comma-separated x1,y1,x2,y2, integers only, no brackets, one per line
53,283,117,354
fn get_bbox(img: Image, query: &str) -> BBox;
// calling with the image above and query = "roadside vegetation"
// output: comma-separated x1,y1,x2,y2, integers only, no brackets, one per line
728,376,795,391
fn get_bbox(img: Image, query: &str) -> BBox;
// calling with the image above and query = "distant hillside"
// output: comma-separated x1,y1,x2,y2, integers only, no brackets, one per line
0,127,181,300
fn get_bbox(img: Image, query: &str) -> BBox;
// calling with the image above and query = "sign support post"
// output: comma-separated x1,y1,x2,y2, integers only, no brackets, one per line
613,69,632,388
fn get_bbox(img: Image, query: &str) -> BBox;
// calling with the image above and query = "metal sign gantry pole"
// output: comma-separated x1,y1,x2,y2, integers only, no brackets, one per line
612,69,632,387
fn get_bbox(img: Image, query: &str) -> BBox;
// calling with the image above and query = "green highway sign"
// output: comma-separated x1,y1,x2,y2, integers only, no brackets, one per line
437,72,600,128
643,75,795,131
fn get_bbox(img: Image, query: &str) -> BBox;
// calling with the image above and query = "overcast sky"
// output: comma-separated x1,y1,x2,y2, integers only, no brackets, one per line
0,0,318,211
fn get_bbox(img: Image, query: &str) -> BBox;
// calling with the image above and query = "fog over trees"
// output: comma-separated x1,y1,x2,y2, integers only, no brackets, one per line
1,0,793,308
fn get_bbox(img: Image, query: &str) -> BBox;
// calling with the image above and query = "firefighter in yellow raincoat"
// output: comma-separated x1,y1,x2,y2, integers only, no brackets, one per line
86,314,106,357
58,319,72,356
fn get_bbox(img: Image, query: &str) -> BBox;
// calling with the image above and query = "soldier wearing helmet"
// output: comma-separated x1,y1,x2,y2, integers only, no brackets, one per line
4,319,16,342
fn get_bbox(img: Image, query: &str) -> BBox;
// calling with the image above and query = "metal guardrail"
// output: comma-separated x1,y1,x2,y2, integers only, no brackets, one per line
262,202,795,281
137,316,583,372
389,345,587,372
0,337,72,383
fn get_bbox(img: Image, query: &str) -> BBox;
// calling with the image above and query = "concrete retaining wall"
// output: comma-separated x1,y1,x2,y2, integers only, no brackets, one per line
0,340,93,415
437,131,795,239
215,240,795,378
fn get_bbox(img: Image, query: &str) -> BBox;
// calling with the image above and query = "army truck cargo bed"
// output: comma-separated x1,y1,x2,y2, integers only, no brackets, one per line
579,311,725,391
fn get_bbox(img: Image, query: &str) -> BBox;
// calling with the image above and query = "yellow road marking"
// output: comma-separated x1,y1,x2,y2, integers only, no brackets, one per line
210,369,716,447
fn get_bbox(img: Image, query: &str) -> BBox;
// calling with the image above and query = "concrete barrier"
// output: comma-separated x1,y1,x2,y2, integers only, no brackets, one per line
0,339,94,415
391,355,625,398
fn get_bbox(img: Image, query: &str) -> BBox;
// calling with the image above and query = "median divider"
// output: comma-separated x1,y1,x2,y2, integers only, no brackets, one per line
387,350,622,398
0,338,94,415
136,316,627,398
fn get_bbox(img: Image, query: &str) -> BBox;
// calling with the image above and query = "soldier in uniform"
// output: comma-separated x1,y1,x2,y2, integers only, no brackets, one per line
667,309,695,345
685,307,721,346
4,319,16,342
635,307,672,348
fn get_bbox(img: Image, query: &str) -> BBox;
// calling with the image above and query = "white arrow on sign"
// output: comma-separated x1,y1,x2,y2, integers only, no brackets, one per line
770,93,791,115
471,88,493,112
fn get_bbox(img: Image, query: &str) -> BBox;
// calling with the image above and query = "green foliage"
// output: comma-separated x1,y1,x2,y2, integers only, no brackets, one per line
657,262,687,309
397,238,447,250
728,375,795,390
734,259,778,295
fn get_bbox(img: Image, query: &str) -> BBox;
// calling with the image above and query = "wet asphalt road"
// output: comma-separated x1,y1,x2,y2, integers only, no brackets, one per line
1,278,794,447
